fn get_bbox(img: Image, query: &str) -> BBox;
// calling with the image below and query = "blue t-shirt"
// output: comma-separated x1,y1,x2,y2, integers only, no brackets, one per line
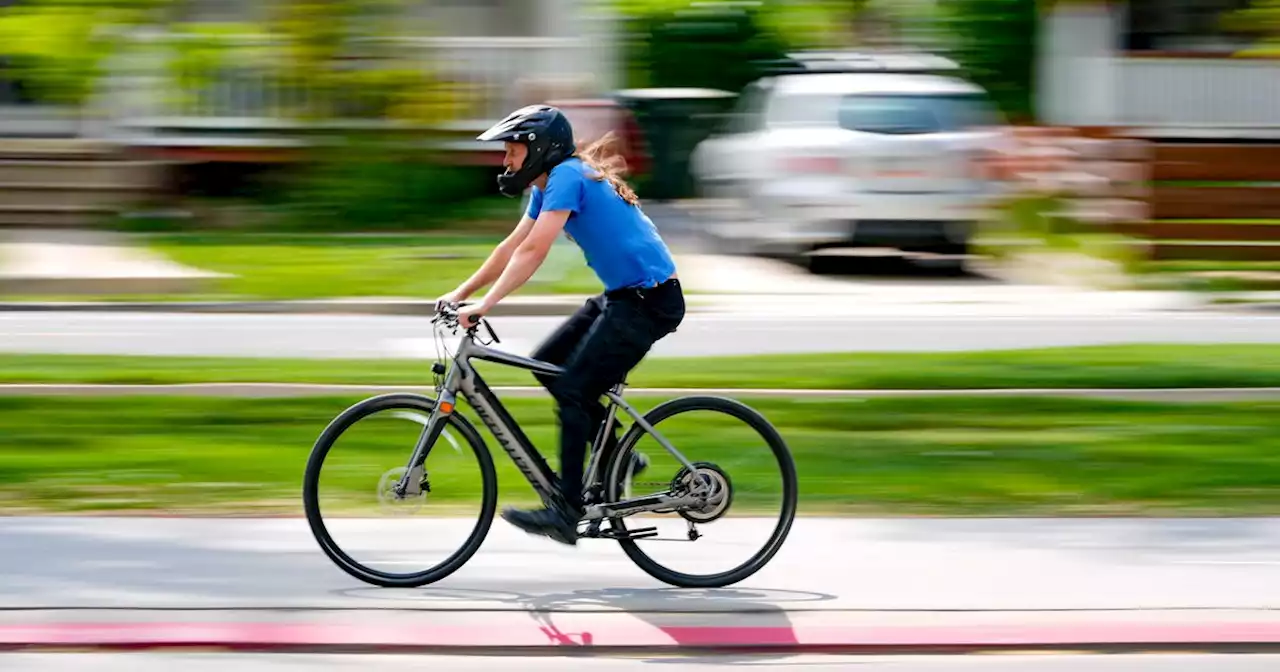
526,157,676,292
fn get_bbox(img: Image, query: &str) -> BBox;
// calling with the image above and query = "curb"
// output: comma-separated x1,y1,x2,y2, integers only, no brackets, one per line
0,384,1279,401
3,619,1280,654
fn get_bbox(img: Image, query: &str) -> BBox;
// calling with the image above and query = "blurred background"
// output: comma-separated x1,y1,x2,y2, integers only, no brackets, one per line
0,0,1274,510
0,0,1276,296
0,0,1277,290
1,3,1280,669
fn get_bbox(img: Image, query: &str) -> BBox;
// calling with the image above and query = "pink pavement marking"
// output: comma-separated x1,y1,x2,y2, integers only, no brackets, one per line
1,619,1279,652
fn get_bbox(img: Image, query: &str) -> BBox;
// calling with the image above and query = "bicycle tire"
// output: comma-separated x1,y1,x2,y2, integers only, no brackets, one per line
303,393,497,588
603,395,798,588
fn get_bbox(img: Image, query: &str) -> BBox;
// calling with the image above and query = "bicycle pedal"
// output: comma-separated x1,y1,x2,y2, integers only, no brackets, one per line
579,519,604,538
613,526,658,540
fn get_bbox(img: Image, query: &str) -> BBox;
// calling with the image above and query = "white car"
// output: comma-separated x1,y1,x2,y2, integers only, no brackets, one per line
689,52,1006,270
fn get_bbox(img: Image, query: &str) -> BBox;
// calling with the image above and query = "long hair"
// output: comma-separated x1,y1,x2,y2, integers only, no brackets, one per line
573,131,640,206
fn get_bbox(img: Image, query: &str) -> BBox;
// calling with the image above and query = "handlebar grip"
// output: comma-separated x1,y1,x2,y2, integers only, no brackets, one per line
433,303,496,342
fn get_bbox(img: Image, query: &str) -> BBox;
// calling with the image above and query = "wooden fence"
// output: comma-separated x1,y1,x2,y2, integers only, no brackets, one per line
979,127,1280,262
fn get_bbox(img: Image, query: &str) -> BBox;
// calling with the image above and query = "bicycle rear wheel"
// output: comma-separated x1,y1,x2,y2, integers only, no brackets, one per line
603,395,798,588
303,393,497,588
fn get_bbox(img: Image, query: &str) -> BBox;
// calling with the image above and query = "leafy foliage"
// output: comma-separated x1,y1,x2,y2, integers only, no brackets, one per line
0,0,164,105
941,0,1039,122
620,3,792,93
1222,0,1280,57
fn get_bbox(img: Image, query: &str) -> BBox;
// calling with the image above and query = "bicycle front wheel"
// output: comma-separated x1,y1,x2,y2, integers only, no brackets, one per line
303,393,497,588
604,395,798,588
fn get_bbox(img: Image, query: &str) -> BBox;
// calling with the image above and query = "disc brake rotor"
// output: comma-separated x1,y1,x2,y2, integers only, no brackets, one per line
377,465,426,515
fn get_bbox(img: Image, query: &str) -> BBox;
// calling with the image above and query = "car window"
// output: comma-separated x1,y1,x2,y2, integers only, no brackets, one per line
720,82,769,135
766,91,840,128
838,93,998,134
767,90,998,134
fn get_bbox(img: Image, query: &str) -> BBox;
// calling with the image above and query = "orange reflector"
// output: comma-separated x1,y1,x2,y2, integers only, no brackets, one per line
440,401,455,414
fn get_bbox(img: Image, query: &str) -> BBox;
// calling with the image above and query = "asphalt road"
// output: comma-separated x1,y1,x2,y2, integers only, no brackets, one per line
3,517,1279,611
6,653,1280,672
0,311,1277,359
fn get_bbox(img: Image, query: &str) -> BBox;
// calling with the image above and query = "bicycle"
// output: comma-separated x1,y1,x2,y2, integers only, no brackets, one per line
303,304,798,589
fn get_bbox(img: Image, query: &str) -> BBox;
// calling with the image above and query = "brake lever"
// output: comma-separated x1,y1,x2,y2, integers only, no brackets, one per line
482,318,501,344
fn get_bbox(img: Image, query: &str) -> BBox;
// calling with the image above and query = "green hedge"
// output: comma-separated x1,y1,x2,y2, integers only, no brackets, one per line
622,4,790,92
277,141,497,231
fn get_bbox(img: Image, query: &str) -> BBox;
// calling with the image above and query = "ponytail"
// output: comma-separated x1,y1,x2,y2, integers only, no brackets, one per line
573,131,640,206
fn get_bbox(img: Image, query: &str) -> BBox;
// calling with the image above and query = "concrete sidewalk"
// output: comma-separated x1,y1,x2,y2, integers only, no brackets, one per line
0,229,228,296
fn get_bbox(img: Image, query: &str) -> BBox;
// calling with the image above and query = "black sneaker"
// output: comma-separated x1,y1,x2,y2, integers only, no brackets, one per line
603,424,649,480
630,451,650,479
500,500,581,546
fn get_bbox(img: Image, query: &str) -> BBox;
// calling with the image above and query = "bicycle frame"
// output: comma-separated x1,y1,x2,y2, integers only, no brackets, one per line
400,328,703,522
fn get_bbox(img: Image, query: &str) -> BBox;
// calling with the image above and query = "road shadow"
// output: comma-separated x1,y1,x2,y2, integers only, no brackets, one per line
802,256,993,281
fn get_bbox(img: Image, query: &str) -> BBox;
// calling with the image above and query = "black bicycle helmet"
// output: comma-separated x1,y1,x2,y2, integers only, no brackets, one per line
477,104,576,197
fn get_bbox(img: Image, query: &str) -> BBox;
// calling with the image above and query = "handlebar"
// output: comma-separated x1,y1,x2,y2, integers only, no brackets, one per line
433,302,501,344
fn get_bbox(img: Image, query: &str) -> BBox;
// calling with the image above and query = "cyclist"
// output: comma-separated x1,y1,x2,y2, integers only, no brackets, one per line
436,104,685,545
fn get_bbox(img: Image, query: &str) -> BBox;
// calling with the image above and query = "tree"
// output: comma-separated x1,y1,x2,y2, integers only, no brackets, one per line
163,0,472,123
0,0,165,106
0,0,488,230
624,4,791,92
1222,0,1280,57
942,0,1040,122
0,0,470,123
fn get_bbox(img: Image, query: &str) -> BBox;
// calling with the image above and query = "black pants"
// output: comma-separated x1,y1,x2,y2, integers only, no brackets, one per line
531,278,686,510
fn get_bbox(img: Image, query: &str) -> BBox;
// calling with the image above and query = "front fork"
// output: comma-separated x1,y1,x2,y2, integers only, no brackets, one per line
394,387,458,498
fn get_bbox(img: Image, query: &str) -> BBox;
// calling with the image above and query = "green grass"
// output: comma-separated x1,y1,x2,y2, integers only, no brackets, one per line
1144,261,1280,273
150,233,605,300
1137,260,1280,292
0,345,1275,389
1,394,1277,515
